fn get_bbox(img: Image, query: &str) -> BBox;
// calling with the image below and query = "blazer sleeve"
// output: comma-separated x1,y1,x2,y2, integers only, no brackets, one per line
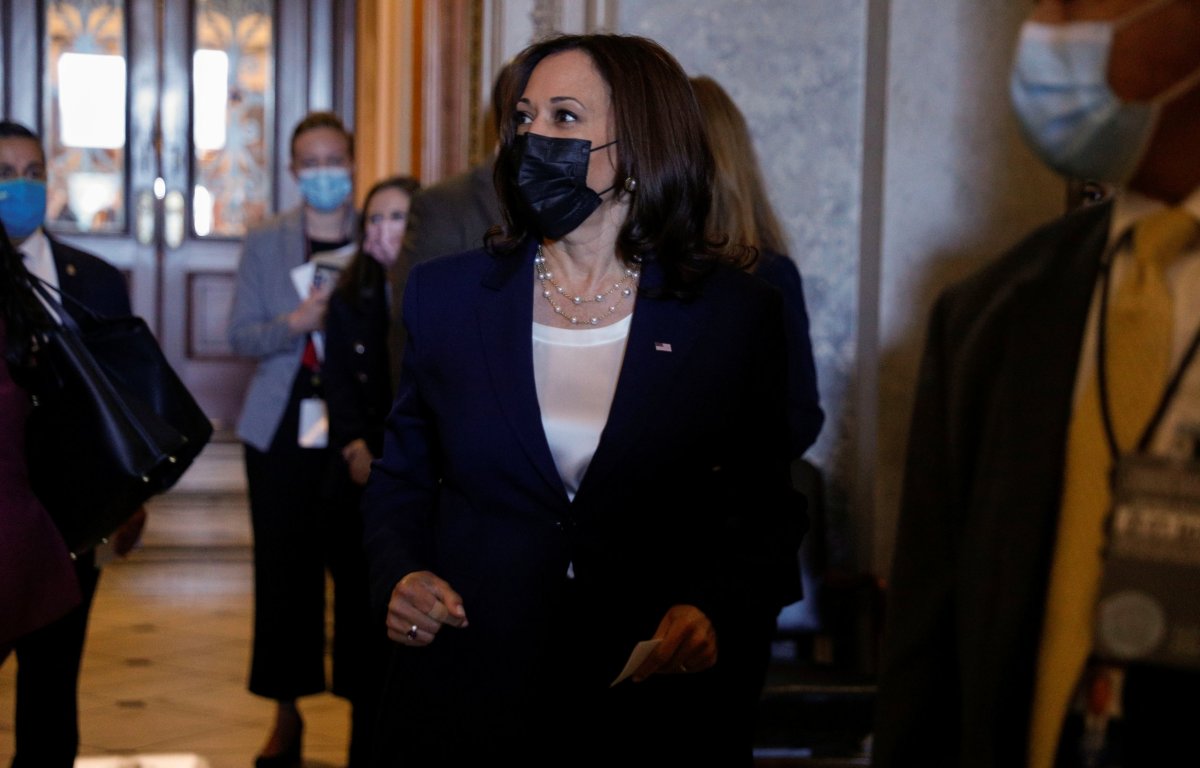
227,222,301,358
401,167,498,267
361,264,440,617
323,293,355,449
724,284,809,616
754,252,824,457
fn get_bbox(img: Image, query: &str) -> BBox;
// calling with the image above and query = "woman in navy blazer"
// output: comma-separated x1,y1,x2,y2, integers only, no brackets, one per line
362,34,805,766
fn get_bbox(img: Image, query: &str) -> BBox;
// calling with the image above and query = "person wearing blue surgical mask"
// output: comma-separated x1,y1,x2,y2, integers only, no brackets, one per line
0,177,47,244
876,2,1200,767
0,126,48,246
1010,0,1200,189
227,111,368,768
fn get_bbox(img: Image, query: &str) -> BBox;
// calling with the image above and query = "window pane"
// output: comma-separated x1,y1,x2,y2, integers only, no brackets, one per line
193,0,274,238
44,0,127,234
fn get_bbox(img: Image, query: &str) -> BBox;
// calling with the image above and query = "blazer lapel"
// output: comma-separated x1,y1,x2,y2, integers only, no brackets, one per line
476,241,567,498
577,259,709,499
1003,201,1111,481
48,237,81,300
984,201,1112,615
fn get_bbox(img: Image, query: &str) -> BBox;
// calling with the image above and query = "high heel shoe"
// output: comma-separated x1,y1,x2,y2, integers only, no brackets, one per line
255,726,302,768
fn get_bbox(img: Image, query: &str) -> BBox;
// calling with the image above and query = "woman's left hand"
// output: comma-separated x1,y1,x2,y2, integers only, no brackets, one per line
341,438,374,485
632,604,718,681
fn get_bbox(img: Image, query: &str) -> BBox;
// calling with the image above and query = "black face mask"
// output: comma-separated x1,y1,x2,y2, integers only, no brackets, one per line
512,132,617,240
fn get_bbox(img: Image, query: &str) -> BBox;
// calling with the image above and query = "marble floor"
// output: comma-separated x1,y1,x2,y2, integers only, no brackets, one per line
0,443,352,768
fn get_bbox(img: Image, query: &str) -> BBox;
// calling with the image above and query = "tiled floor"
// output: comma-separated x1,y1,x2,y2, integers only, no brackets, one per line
0,443,353,768
1,443,874,768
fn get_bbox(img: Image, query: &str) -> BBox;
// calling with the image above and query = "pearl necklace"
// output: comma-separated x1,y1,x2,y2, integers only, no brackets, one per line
534,245,640,326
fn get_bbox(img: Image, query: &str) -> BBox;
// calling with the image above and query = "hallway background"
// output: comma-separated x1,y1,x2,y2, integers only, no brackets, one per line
0,3,1074,758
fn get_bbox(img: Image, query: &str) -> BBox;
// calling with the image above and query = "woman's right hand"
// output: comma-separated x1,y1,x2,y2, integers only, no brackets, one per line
287,283,331,334
363,235,392,268
387,570,468,646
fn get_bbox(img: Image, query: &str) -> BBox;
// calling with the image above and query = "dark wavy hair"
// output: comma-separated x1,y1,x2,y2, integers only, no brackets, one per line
0,220,51,368
489,34,745,297
334,175,420,309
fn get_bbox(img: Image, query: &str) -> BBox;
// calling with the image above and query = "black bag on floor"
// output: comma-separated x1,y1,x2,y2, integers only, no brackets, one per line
24,277,213,553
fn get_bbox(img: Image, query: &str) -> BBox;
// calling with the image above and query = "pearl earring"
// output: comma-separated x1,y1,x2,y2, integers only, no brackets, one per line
623,177,638,193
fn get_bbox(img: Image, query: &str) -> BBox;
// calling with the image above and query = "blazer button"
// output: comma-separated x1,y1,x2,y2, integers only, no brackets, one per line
356,372,368,383
354,342,366,354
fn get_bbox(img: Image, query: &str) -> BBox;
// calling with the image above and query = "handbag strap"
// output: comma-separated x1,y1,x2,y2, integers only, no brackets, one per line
25,273,103,337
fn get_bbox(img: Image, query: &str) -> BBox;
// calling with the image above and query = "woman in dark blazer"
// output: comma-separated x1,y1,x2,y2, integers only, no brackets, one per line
362,33,805,767
325,175,420,484
320,175,417,766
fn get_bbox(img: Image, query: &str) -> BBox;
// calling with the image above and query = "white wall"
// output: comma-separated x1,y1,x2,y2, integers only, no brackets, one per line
875,0,1064,575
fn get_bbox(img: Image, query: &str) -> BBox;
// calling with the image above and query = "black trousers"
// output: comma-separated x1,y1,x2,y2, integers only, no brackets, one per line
10,553,99,768
243,370,383,759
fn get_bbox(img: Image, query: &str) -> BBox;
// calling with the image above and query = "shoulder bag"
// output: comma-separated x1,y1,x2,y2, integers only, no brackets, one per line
23,277,213,553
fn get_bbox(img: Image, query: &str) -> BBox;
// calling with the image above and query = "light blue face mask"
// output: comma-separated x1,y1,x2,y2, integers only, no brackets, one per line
0,178,48,241
297,166,353,212
1009,0,1200,183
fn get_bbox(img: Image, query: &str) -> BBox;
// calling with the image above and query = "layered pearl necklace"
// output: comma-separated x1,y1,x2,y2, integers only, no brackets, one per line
534,245,640,326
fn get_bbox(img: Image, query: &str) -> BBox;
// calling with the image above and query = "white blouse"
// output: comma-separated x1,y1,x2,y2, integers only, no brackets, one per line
532,314,632,500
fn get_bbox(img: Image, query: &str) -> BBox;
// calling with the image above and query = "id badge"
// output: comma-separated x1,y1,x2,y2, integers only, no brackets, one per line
1094,454,1200,670
298,397,329,449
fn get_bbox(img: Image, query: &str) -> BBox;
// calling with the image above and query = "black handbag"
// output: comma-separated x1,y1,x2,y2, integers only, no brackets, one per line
23,277,213,553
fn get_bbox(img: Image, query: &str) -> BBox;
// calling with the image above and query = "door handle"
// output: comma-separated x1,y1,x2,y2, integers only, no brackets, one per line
136,189,156,245
164,190,185,249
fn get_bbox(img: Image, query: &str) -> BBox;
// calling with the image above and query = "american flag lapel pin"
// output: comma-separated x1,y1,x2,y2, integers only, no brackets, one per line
654,341,672,352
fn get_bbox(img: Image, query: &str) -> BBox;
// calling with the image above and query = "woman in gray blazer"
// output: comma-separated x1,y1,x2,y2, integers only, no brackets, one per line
227,111,365,768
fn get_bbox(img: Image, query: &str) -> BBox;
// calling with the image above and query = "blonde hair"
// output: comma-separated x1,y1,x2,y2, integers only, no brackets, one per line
690,76,787,259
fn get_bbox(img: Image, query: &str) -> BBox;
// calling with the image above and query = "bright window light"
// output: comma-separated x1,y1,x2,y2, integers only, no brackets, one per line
57,53,126,149
193,49,230,151
193,185,214,237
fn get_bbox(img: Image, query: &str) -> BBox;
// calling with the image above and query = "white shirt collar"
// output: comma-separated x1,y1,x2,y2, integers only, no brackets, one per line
1110,186,1200,242
18,227,58,289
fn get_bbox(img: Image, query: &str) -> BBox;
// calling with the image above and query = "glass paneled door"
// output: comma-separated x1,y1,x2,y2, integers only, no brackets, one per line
2,0,355,433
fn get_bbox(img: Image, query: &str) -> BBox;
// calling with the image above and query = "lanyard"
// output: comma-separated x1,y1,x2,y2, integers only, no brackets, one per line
1095,231,1200,461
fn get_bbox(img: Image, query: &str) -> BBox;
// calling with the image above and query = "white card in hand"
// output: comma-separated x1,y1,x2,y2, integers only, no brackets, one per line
610,638,661,687
298,397,328,448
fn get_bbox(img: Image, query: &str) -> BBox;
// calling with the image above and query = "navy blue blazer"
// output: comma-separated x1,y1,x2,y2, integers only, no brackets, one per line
362,239,805,759
49,236,130,319
755,250,824,456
